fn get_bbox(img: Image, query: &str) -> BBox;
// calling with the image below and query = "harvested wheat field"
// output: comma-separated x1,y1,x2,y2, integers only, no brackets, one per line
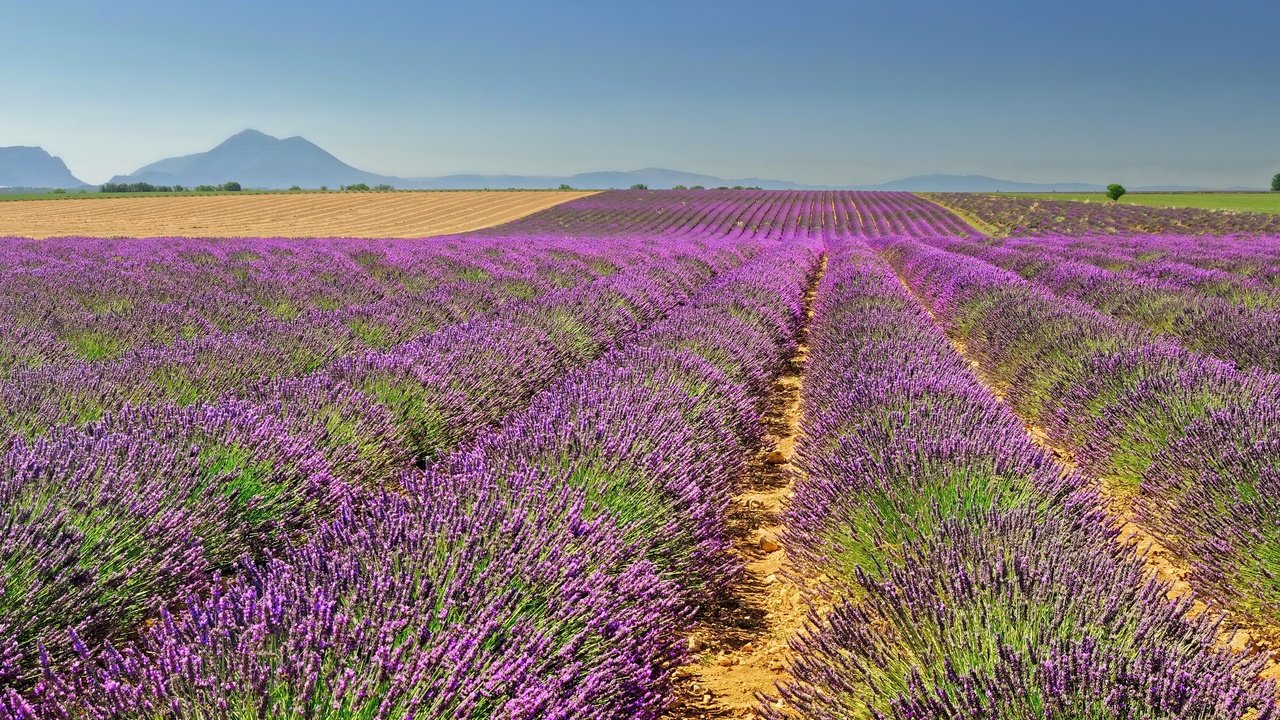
0,190,595,238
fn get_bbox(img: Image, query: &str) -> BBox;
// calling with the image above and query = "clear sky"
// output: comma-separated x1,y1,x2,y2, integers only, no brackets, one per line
3,0,1276,186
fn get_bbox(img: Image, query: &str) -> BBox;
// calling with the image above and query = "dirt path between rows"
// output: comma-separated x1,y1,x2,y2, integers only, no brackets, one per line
892,270,1280,685
664,256,826,719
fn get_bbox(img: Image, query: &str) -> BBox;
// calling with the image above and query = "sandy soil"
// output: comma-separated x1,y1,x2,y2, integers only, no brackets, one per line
0,191,594,239
665,258,826,719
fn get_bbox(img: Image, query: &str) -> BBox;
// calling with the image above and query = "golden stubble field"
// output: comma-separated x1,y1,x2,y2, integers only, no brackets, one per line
0,190,596,238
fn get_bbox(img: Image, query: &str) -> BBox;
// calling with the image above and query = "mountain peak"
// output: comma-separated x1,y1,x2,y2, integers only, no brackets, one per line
229,128,275,140
0,146,88,188
110,130,392,189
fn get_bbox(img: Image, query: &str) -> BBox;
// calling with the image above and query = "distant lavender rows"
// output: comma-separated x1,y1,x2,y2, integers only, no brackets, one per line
931,192,1280,237
0,236,632,377
882,238,1280,637
767,239,1276,718
493,190,980,240
5,242,821,719
981,233,1280,289
922,236,1280,374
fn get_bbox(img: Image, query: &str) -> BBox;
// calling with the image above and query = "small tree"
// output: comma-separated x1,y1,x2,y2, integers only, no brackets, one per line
1105,183,1126,202
629,183,648,190
222,181,242,192
557,183,573,190
1271,173,1280,192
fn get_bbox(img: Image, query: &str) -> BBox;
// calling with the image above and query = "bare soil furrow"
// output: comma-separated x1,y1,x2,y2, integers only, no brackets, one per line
665,256,826,720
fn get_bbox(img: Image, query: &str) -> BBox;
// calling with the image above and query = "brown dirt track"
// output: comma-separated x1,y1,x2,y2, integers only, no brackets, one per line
0,190,595,238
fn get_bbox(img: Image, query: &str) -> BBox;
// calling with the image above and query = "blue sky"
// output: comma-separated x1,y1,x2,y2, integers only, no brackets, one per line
3,0,1276,186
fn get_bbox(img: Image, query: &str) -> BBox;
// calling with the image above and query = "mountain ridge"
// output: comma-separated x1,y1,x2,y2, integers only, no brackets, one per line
5,131,1267,192
0,147,89,189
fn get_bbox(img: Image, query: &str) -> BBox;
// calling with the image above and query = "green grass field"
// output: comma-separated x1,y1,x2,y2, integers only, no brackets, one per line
1007,192,1280,214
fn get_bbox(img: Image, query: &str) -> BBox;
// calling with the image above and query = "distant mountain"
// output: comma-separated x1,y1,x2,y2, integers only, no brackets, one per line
109,132,821,190
80,130,1276,192
411,167,816,190
855,174,1104,193
0,146,88,189
109,130,398,189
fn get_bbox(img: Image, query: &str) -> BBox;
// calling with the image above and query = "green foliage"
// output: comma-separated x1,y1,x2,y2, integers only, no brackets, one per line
1272,173,1280,192
373,184,395,192
221,181,242,192
194,184,218,192
288,185,302,191
557,183,573,190
1011,191,1280,215
342,183,371,192
101,182,174,193
672,185,688,190
67,329,127,361
629,183,648,190
1105,183,1127,202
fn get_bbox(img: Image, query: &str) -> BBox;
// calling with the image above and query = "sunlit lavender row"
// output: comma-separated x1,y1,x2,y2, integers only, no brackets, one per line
765,239,1275,718
884,237,1280,636
6,241,820,718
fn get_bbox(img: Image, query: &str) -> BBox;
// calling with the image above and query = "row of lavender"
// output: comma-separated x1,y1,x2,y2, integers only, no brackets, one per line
0,236,754,439
927,192,1280,237
0,236,765,694
922,236,1280,374
766,240,1276,718
959,235,1280,311
0,235,637,375
881,239,1280,638
0,192,967,383
499,190,979,240
3,243,821,718
979,234,1280,292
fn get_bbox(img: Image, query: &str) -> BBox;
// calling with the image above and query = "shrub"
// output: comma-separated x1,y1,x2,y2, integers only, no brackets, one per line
629,183,648,190
1105,183,1126,202
222,181,242,192
1271,173,1280,192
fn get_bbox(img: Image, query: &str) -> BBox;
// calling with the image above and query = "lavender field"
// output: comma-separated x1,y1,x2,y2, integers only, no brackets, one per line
1,190,1277,719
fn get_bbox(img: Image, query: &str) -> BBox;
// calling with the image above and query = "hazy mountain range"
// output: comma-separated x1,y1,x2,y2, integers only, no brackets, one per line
0,130,1266,192
0,147,91,190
